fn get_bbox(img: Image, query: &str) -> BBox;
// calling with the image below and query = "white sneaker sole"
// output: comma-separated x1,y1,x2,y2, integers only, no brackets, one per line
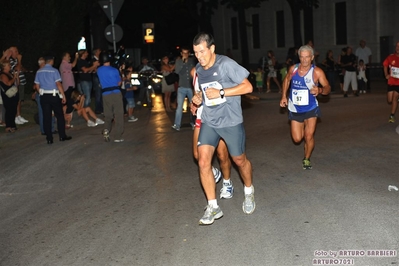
199,211,223,225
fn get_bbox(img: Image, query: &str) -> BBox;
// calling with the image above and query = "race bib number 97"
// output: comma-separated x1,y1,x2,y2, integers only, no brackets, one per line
292,89,309,106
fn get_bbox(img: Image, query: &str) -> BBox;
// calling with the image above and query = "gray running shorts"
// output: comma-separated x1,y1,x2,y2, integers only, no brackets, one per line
198,123,246,157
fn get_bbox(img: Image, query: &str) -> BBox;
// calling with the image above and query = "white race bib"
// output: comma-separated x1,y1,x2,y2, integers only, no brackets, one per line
391,66,399,79
292,89,309,106
201,81,226,106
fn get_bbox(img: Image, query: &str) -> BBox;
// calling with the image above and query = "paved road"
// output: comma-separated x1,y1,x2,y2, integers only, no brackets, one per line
1,82,399,266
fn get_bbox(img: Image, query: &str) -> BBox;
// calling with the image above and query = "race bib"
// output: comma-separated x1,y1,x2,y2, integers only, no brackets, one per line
201,81,226,106
391,66,399,79
292,89,309,106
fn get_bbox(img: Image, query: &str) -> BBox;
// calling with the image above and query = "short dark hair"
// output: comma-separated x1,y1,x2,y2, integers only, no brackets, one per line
180,46,190,52
44,55,55,62
193,32,215,48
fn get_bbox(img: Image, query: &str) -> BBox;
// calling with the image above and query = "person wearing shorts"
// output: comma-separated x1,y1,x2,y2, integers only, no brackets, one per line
192,32,255,226
124,66,138,122
191,68,232,200
383,41,399,123
280,45,330,170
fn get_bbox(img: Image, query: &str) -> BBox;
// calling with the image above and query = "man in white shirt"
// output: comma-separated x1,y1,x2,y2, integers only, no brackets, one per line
355,40,372,92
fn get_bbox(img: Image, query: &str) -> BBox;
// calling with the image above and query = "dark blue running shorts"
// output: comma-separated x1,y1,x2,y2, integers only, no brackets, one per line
289,107,321,122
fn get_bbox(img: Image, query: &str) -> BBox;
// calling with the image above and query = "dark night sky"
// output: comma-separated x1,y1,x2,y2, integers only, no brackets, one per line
112,0,198,59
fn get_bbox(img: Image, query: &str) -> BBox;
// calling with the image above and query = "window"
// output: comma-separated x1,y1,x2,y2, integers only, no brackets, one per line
276,11,285,47
231,17,238,49
335,2,347,45
303,6,314,45
252,14,260,49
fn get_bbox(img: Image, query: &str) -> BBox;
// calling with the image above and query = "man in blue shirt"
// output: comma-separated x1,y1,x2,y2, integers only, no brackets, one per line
96,51,123,142
34,55,72,144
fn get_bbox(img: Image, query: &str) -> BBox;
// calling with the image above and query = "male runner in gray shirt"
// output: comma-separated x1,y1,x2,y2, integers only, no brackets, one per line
191,32,255,225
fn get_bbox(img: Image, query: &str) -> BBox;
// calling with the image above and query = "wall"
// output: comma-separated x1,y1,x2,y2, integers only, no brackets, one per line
211,0,399,69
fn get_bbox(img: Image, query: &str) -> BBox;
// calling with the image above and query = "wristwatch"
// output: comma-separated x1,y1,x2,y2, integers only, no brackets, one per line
219,89,225,99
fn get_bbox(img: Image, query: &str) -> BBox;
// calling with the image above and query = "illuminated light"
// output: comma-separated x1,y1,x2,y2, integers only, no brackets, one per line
143,103,147,107
131,79,140,85
151,93,156,98
152,78,162,83
183,97,188,112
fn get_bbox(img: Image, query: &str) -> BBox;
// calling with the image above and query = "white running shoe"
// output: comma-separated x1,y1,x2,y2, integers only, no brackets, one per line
220,181,234,199
171,124,180,131
212,166,222,183
128,116,138,122
114,139,124,143
95,118,104,124
15,117,24,125
242,185,256,214
18,116,28,123
87,120,97,127
199,205,223,225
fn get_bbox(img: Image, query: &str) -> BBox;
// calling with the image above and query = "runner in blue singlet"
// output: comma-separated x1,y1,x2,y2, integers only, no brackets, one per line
280,45,331,170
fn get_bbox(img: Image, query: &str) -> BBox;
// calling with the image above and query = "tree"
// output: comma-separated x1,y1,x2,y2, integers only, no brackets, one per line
220,0,268,69
0,0,89,72
180,0,219,35
286,0,319,48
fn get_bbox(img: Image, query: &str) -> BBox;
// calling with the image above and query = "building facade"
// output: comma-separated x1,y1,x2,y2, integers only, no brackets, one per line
212,0,399,70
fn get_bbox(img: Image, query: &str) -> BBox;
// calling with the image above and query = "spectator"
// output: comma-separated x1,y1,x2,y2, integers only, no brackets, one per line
337,47,347,93
97,51,124,142
118,62,128,116
123,66,138,122
266,50,282,93
355,40,372,92
8,46,28,125
357,59,367,94
70,90,104,127
160,55,176,112
0,59,19,133
341,46,358,97
281,47,299,82
136,56,156,106
286,47,299,67
92,48,103,114
253,66,264,94
0,94,4,127
59,52,78,129
171,47,196,131
307,40,320,65
322,50,338,93
76,49,99,107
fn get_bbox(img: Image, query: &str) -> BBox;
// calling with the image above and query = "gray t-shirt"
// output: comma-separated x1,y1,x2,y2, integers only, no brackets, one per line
196,54,249,128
